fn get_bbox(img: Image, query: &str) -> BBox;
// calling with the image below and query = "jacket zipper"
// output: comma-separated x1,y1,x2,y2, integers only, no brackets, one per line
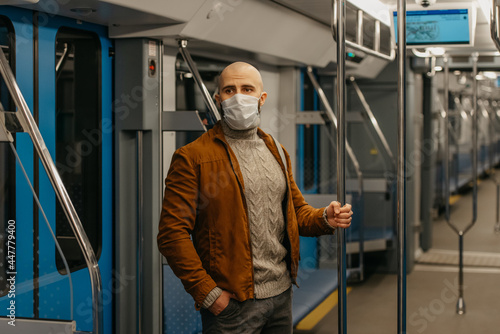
218,138,257,300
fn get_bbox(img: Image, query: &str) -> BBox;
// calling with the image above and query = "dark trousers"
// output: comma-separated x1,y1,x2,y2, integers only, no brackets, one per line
200,288,293,334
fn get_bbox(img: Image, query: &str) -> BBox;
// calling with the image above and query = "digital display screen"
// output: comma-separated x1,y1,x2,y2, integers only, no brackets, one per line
393,9,470,45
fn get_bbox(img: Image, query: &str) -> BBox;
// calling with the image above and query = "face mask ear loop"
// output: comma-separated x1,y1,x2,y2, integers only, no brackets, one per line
258,93,263,113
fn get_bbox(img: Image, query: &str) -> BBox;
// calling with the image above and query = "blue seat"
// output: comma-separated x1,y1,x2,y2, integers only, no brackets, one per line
163,265,202,334
292,269,340,327
164,266,345,330
346,226,394,242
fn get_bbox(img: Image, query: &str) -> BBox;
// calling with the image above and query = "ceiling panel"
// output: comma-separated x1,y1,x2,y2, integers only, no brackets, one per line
271,0,331,25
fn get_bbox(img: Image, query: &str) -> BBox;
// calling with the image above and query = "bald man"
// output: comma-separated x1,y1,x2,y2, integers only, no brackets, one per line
158,62,352,333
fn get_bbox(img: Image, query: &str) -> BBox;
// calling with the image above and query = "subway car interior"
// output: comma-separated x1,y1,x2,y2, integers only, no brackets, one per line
0,0,500,333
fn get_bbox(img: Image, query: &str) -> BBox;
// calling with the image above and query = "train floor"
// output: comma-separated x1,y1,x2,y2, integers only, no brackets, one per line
295,175,500,334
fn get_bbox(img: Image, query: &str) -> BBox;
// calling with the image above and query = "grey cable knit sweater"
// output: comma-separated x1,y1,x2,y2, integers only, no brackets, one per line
202,121,292,308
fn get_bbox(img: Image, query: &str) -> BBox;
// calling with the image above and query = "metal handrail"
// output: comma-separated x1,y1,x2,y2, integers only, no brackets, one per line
436,96,461,144
306,66,364,280
306,67,364,195
396,0,407,332
1,100,75,319
0,47,103,334
178,40,221,124
426,56,437,78
55,43,69,79
350,78,397,171
490,0,500,51
332,0,396,61
443,53,479,315
454,96,469,119
333,0,347,332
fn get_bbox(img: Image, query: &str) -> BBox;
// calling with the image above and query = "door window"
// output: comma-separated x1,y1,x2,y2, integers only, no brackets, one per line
55,27,101,273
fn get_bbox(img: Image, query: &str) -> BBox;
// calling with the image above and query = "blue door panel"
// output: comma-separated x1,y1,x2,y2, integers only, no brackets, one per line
37,16,112,333
0,6,34,319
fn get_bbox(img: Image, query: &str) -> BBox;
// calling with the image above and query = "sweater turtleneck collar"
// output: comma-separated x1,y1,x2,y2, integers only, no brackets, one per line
221,119,259,140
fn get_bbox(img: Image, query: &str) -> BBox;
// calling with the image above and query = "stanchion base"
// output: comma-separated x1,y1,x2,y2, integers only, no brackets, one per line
456,297,466,315
494,223,500,234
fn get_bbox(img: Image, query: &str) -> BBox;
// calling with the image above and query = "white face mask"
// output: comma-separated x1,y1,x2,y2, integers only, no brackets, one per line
221,94,261,130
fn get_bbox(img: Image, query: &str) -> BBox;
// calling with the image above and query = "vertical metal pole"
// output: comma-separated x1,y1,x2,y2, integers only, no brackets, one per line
444,54,479,315
137,131,144,334
455,53,479,315
457,232,465,314
306,67,364,280
335,0,347,333
472,53,479,234
444,56,450,222
397,0,407,333
158,42,165,334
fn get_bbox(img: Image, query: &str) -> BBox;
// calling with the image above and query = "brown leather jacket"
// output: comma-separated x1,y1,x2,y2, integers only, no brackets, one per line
157,122,335,308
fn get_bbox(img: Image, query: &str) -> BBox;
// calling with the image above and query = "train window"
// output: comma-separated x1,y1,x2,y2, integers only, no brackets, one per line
362,14,375,50
379,24,391,56
55,28,101,274
0,15,15,298
345,5,357,44
175,54,224,145
301,71,320,193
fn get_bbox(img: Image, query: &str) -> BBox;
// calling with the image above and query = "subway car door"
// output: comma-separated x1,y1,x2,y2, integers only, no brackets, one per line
37,12,113,333
0,5,36,320
0,7,112,333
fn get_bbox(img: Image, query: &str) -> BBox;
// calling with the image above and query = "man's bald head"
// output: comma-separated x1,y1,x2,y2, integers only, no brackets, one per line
218,62,264,92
